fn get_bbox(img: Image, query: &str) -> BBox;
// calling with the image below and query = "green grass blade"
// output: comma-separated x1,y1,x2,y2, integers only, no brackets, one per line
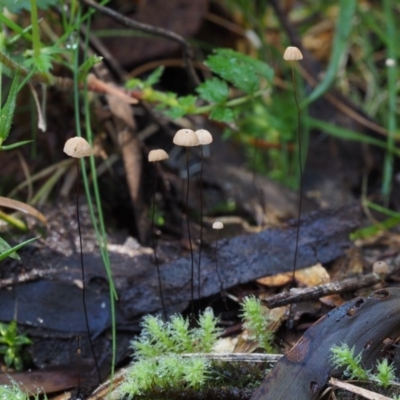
72,8,117,385
301,0,358,108
381,0,398,201
308,117,400,158
0,236,38,262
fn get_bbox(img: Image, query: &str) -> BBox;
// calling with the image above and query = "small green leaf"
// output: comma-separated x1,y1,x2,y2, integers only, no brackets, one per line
126,78,144,90
145,66,164,86
0,74,20,144
196,78,229,103
177,95,197,110
206,49,274,94
0,237,20,260
78,55,103,82
163,107,186,120
210,105,235,122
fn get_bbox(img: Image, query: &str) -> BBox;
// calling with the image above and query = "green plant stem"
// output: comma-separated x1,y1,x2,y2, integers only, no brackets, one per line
0,50,54,85
72,10,117,387
29,0,41,61
194,89,267,115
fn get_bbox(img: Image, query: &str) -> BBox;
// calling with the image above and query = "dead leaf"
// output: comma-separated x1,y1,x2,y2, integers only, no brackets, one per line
0,196,47,225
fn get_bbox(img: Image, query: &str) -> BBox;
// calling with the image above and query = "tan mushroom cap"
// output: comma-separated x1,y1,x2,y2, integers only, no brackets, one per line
373,260,389,276
195,129,213,145
63,137,93,158
148,149,169,162
212,220,224,230
173,129,199,147
283,46,303,61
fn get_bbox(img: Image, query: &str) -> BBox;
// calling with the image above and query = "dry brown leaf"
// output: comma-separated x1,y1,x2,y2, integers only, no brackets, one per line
257,263,330,287
0,196,47,225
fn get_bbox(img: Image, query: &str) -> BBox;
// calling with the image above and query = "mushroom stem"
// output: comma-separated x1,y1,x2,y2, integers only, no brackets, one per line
197,146,204,300
212,220,225,299
194,129,213,300
184,148,195,312
74,160,101,384
150,162,167,321
285,48,304,329
148,149,169,320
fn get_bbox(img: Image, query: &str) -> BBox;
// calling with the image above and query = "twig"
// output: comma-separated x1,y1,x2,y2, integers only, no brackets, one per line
329,377,392,400
81,0,201,87
262,264,400,309
179,353,282,363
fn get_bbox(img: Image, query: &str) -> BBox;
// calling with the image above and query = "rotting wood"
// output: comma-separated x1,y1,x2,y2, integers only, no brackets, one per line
251,287,400,400
0,202,362,372
0,202,363,324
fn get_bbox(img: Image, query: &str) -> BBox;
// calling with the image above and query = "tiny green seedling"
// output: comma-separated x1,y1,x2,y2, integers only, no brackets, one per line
0,320,31,371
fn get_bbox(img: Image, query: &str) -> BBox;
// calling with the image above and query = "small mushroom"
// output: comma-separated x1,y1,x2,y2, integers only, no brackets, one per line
373,260,389,280
148,149,169,162
173,129,199,147
63,137,93,158
195,129,213,145
283,46,303,61
212,220,224,230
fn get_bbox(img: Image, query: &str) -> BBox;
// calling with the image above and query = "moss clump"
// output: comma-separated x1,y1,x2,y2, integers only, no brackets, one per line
117,308,221,399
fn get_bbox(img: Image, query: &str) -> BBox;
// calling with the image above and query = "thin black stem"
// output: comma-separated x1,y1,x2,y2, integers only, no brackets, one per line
75,161,101,384
288,64,303,328
214,231,224,294
197,148,204,300
185,149,195,314
76,336,81,395
151,163,167,320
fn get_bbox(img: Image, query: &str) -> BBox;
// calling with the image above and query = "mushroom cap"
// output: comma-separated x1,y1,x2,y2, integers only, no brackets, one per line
212,220,224,230
148,149,169,162
373,260,389,276
173,129,199,147
283,46,303,61
63,137,93,158
195,129,213,145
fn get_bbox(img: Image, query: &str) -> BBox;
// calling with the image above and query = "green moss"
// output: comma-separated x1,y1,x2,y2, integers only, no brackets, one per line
240,296,275,353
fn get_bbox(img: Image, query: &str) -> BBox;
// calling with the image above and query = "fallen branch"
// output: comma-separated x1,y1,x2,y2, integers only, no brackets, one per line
262,262,400,308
